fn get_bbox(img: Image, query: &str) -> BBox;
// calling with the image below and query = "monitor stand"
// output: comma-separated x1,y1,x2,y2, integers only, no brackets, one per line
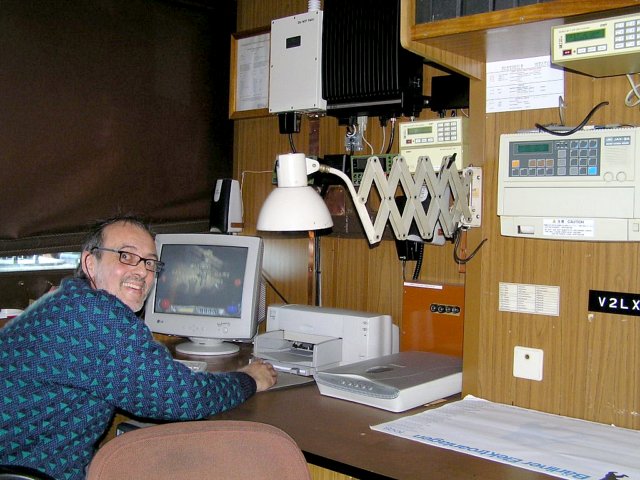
176,337,240,356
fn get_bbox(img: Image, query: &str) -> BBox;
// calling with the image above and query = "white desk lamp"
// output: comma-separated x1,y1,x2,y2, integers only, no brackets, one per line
257,152,480,244
256,153,333,232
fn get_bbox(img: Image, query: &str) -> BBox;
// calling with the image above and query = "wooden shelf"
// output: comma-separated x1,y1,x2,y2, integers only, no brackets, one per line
401,0,640,78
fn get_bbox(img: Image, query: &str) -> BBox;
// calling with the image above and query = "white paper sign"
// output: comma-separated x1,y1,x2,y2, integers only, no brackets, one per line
235,33,270,111
486,55,564,113
499,282,560,316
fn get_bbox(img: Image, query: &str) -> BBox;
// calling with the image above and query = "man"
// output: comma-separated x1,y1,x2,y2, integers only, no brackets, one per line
0,215,277,480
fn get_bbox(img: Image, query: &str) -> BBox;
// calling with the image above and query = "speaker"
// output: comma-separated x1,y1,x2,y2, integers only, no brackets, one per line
209,179,243,233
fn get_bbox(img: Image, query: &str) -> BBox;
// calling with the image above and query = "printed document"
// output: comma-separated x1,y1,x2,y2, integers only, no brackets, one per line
372,395,640,479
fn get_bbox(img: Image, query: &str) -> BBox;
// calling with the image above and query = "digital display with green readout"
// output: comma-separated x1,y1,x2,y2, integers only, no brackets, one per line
408,126,432,135
516,143,551,154
566,28,606,43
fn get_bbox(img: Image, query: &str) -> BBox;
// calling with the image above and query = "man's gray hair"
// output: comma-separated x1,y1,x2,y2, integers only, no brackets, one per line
75,213,155,279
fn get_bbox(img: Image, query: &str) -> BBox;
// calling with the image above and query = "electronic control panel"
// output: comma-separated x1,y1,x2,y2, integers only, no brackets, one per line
505,137,603,179
497,127,640,241
552,11,640,77
351,154,394,186
399,118,468,172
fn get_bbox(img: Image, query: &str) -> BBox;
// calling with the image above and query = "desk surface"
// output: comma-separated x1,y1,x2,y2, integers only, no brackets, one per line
170,339,553,480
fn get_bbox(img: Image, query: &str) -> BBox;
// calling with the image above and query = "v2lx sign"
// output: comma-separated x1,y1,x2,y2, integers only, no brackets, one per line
588,290,640,317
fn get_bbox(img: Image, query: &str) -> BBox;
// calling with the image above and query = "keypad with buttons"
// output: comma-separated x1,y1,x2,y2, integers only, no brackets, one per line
437,120,458,143
614,18,639,50
509,138,603,178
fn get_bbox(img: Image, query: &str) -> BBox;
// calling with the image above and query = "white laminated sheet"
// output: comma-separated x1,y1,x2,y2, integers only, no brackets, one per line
371,395,640,479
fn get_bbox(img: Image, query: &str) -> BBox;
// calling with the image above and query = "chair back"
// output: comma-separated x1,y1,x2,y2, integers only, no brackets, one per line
86,420,311,480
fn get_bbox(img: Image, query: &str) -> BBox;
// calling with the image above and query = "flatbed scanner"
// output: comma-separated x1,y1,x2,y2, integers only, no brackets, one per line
254,304,399,376
315,351,462,412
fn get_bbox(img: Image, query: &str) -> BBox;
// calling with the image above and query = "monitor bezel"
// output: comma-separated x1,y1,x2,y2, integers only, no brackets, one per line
144,233,264,348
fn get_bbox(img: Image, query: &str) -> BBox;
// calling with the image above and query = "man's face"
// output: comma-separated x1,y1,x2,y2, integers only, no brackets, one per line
82,222,158,312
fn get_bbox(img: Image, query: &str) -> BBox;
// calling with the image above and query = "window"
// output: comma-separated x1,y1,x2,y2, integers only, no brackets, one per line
0,253,80,273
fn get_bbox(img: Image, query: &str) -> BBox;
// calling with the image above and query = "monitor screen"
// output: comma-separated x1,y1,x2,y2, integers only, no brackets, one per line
144,233,264,356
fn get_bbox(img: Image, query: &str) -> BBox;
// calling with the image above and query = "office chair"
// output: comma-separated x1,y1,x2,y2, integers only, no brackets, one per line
86,420,311,480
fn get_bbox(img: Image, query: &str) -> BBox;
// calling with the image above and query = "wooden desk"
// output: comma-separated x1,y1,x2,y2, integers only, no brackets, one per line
169,339,553,480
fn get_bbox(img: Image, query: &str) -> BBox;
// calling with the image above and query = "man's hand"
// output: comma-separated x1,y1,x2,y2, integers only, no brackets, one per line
239,358,277,392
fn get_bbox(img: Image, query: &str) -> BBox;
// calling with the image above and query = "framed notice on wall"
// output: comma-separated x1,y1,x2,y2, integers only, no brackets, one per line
229,28,270,119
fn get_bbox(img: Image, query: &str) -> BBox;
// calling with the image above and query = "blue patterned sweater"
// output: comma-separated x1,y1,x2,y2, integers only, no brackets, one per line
0,277,256,480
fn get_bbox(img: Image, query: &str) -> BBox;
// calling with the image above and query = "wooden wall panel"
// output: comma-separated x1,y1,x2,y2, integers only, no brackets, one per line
474,69,640,428
235,0,463,323
236,0,640,432
236,0,301,31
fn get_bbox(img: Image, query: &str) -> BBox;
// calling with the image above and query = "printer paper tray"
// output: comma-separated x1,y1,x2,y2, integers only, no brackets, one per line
264,350,313,365
254,330,343,376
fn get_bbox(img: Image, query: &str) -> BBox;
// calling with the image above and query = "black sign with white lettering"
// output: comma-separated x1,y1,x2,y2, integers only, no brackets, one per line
588,290,640,317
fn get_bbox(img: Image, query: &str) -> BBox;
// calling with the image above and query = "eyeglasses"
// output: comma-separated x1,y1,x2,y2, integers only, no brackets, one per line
91,247,165,273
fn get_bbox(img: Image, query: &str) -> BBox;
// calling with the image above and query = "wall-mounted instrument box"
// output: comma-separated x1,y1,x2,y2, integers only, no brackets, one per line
399,118,468,173
322,0,424,122
551,11,640,77
497,127,640,241
401,282,464,358
269,10,326,113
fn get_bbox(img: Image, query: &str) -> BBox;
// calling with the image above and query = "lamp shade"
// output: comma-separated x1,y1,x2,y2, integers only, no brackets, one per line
257,185,333,231
257,153,333,232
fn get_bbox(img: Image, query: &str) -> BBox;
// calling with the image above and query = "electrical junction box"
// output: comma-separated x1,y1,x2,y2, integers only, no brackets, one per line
269,10,326,114
399,118,468,173
401,282,464,358
552,11,640,77
497,127,640,241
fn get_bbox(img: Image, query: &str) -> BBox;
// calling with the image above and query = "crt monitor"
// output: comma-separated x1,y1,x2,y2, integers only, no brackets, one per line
144,233,265,356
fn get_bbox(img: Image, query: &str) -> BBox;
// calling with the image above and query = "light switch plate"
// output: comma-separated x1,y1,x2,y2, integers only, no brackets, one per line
513,346,544,381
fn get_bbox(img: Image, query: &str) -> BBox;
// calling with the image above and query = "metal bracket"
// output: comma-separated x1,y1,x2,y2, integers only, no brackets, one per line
341,154,482,244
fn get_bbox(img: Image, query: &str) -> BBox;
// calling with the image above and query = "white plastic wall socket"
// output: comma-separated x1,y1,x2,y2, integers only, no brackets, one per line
513,346,544,381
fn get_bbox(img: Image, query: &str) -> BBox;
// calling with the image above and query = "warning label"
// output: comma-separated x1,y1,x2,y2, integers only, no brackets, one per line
543,218,594,238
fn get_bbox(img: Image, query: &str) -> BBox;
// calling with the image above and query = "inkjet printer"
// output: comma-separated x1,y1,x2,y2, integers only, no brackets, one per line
254,304,399,376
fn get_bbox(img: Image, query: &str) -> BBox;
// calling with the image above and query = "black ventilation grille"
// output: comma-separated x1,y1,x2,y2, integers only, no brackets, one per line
321,0,424,122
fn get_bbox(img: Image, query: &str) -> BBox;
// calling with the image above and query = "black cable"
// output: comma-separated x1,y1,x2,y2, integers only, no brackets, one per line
412,243,424,280
385,119,396,154
453,228,487,265
288,133,296,153
445,153,457,169
261,271,289,304
534,101,609,136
